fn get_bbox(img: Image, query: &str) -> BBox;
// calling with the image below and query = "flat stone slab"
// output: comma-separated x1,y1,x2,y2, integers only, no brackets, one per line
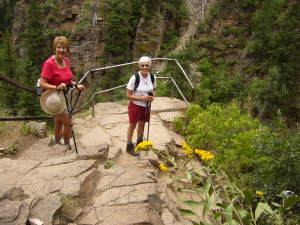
0,158,99,198
0,158,41,186
152,97,188,113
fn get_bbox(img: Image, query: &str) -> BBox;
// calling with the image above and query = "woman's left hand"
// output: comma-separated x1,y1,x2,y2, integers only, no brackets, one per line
77,84,85,90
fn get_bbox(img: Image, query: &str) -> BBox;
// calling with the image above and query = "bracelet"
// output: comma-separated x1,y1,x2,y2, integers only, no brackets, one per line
56,85,59,90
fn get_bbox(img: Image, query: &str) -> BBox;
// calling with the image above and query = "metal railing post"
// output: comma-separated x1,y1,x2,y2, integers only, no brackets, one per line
91,71,95,117
171,63,176,99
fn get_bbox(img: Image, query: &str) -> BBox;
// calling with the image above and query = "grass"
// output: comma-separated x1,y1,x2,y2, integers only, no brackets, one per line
58,192,81,217
0,109,45,152
0,120,28,149
73,108,92,118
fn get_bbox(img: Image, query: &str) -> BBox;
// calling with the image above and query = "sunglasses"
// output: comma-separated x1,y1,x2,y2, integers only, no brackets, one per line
141,64,149,67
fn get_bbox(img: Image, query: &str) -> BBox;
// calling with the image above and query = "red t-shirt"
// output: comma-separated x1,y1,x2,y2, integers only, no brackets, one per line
41,56,74,86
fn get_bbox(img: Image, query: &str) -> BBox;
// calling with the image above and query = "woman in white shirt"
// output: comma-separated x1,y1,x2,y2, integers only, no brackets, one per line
126,56,157,156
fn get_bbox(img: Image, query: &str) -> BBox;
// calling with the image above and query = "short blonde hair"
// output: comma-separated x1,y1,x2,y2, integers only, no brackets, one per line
53,36,70,53
138,56,152,67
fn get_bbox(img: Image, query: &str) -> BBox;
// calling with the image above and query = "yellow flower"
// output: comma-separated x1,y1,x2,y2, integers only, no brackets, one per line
195,149,214,161
159,164,168,172
181,141,194,157
134,141,154,152
256,191,264,196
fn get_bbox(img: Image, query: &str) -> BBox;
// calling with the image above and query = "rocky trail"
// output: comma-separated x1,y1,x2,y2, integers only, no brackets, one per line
0,97,211,225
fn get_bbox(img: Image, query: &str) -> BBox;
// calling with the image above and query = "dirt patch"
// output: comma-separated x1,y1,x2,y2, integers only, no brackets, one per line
1,135,41,160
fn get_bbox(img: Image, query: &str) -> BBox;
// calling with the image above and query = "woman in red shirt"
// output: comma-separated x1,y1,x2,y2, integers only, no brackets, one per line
40,36,84,149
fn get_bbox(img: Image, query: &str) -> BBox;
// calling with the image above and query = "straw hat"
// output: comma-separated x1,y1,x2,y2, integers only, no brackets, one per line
40,90,66,116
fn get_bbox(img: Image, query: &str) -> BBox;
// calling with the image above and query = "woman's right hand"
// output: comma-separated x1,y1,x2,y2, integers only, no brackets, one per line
56,83,67,90
143,95,154,102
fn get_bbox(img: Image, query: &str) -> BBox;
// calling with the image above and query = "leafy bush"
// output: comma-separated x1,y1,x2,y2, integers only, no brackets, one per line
173,102,300,222
174,103,261,174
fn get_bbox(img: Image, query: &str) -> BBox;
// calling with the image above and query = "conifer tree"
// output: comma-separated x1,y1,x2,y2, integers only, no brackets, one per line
0,31,19,114
23,0,46,66
17,57,42,116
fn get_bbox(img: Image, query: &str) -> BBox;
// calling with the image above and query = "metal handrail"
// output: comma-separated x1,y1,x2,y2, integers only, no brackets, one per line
77,57,194,116
79,57,194,96
72,77,190,115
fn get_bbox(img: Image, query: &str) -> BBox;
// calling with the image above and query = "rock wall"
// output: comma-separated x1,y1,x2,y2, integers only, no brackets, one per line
11,0,218,74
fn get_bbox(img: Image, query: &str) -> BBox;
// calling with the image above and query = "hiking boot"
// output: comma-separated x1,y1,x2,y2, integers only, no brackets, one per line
65,145,72,152
126,143,139,156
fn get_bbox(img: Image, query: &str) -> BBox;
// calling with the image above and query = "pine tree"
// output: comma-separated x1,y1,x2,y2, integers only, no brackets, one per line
0,0,17,34
0,31,19,114
17,57,42,116
23,0,46,66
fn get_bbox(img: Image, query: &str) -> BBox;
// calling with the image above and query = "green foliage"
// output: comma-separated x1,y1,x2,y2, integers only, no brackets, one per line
174,103,261,173
247,119,300,205
248,0,285,60
74,0,93,31
4,144,18,154
47,15,57,23
102,0,135,64
171,103,300,223
191,85,211,109
249,66,288,118
17,57,43,116
198,57,213,75
19,124,31,135
0,0,17,35
0,31,19,114
58,193,81,217
198,36,218,50
159,30,180,55
23,0,46,66
240,0,260,10
199,66,246,104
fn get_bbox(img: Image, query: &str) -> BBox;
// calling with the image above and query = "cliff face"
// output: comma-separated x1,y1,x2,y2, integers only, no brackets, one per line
12,0,84,58
11,0,218,75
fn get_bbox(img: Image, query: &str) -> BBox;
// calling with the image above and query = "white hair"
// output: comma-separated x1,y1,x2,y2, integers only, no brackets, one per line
138,56,152,67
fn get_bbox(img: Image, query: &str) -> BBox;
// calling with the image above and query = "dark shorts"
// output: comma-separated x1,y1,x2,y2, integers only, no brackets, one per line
128,101,150,124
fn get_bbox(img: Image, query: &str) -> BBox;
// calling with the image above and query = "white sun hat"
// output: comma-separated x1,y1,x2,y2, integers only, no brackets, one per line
40,90,66,116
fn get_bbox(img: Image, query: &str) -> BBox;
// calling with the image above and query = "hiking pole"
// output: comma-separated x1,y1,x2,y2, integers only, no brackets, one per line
146,101,152,141
146,91,153,141
141,101,148,141
145,92,153,156
62,88,79,154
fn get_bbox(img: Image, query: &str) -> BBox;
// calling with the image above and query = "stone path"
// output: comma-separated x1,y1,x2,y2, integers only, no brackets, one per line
0,97,210,225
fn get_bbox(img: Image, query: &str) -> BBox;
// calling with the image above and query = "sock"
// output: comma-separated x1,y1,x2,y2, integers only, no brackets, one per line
127,141,133,145
137,137,143,141
64,140,70,146
55,136,62,145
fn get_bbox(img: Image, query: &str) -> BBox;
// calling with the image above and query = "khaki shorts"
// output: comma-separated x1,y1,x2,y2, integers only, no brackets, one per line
52,108,68,117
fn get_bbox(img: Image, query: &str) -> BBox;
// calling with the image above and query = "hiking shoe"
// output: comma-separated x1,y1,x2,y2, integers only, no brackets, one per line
65,145,71,151
126,143,139,156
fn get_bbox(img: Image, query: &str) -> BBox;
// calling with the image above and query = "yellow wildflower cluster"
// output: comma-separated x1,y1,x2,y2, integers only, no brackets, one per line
195,149,214,161
180,141,214,161
256,191,264,196
159,164,168,172
180,141,194,158
134,141,154,152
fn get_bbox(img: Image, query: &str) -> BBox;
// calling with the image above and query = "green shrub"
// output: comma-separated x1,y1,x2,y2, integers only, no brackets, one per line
174,103,261,173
